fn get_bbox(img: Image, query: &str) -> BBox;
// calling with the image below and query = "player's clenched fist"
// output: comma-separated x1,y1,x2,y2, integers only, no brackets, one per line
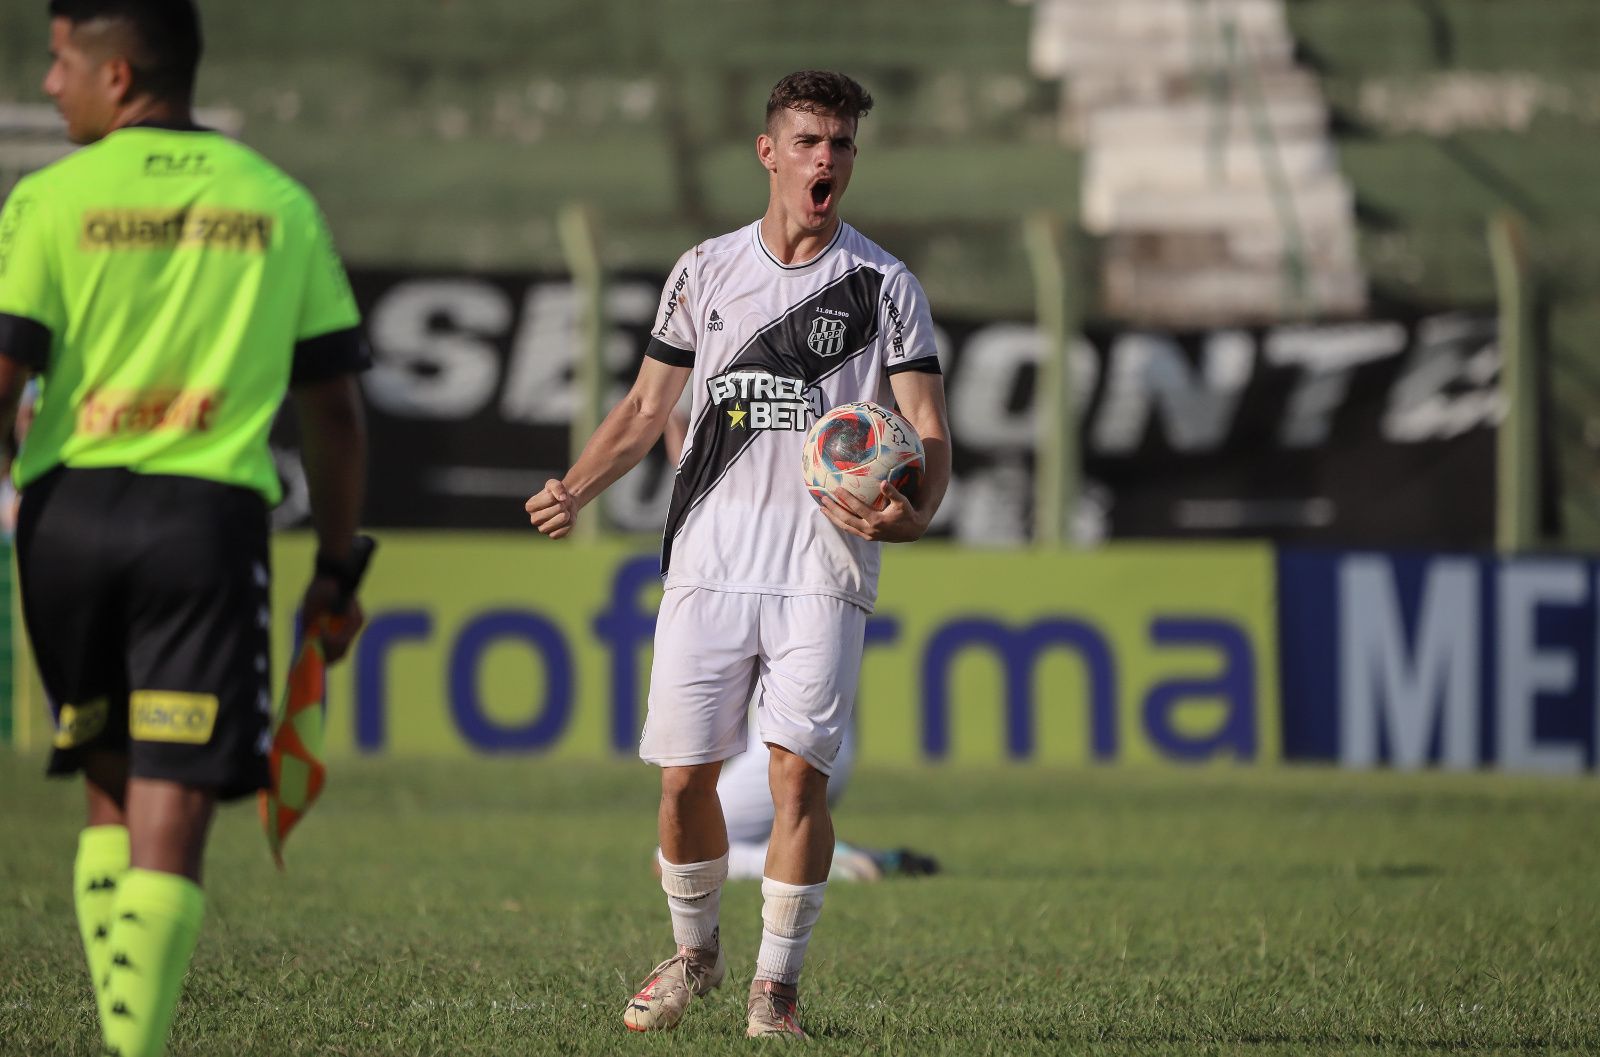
526,478,578,538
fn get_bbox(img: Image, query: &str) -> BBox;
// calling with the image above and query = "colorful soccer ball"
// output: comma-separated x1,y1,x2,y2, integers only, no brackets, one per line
801,401,924,510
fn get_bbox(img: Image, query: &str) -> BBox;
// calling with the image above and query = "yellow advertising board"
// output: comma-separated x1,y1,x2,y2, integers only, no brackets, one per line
267,534,1278,765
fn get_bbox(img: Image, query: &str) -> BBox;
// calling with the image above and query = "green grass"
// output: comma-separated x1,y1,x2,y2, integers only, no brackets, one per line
3,756,1599,1055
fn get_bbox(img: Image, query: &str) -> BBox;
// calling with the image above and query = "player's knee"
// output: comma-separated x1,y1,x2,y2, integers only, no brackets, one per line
660,763,721,803
767,747,828,814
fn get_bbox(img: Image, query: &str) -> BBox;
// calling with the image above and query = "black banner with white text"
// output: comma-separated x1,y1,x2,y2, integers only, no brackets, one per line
271,270,1505,548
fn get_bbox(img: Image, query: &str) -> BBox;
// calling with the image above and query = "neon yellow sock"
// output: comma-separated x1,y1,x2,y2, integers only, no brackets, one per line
100,869,205,1057
74,825,130,1011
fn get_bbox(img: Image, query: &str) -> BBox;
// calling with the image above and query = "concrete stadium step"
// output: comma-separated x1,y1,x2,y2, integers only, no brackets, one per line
1036,31,1295,79
1091,174,1356,235
1082,139,1336,231
1032,0,1289,36
1085,137,1335,189
1226,225,1360,269
1058,69,1325,143
1087,93,1328,143
1031,0,1293,79
1100,229,1361,278
1102,260,1369,325
1063,66,1321,107
1027,0,1369,324
1098,222,1360,270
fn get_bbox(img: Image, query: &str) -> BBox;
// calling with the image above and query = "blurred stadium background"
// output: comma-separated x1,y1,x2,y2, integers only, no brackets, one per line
3,2,1600,1053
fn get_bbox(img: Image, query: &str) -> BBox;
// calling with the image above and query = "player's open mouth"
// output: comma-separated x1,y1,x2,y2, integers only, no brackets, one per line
810,181,833,210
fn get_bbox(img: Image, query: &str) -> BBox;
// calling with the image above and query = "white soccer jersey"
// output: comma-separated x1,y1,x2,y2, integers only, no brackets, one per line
647,220,941,611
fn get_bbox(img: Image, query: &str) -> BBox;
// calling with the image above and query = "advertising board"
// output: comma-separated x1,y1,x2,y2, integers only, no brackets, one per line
270,536,1280,765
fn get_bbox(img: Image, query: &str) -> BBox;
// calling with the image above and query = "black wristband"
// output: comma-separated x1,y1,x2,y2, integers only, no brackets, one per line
314,549,364,595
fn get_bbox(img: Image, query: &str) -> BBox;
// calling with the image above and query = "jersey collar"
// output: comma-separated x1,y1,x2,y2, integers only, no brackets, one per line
751,221,846,277
120,118,214,134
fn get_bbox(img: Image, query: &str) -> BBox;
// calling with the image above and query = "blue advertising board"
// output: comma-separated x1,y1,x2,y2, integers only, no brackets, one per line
1279,549,1599,772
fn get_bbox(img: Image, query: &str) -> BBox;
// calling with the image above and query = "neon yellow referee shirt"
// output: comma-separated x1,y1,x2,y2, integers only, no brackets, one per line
0,121,367,504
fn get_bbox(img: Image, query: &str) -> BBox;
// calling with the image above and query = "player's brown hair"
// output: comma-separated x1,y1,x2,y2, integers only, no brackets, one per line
765,70,874,133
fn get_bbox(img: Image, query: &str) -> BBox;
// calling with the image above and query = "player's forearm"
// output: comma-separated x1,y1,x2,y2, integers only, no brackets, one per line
912,432,951,528
293,375,367,561
562,396,667,509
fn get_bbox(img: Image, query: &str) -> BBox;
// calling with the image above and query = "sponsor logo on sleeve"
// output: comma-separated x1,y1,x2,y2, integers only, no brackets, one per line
80,208,273,252
882,292,906,359
130,691,219,744
53,699,108,749
654,267,690,337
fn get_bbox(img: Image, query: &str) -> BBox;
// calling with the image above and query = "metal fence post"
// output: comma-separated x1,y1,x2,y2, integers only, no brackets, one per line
557,202,607,543
1488,211,1539,554
1023,211,1081,547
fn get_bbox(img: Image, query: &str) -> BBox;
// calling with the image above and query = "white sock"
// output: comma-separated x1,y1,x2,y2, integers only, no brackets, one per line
755,877,827,985
659,850,727,951
727,841,769,881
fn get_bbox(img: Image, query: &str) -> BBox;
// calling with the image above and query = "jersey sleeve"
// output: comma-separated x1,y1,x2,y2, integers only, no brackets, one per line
0,179,63,372
880,264,941,376
290,200,370,385
644,246,698,368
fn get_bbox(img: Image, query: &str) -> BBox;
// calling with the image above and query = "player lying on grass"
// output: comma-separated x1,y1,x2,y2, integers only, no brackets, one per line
527,69,950,1039
703,712,940,883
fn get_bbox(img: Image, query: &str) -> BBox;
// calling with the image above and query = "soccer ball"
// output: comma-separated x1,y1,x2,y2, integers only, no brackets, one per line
801,401,924,510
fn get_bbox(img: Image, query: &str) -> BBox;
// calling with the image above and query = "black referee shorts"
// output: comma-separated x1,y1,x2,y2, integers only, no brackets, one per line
16,467,273,801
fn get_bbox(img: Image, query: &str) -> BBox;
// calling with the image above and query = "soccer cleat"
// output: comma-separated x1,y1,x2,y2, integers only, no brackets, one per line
875,846,941,878
829,840,942,881
622,943,725,1032
746,977,806,1038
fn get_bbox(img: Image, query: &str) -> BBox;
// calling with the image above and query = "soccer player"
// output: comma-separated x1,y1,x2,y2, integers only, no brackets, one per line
661,407,940,886
525,70,951,1038
0,3,370,1054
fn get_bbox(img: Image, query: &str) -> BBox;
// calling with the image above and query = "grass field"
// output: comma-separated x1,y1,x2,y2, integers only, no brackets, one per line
3,756,1598,1055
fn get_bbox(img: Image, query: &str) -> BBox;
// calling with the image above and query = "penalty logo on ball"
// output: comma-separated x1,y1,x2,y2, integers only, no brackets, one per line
800,401,924,511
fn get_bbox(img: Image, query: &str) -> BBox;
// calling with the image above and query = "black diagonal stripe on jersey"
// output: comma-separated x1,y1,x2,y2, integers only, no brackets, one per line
660,263,887,575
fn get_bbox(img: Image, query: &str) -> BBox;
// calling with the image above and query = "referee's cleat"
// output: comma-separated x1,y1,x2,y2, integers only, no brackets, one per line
622,942,725,1032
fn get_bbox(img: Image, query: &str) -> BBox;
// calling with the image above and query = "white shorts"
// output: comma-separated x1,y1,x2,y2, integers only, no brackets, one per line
639,587,867,775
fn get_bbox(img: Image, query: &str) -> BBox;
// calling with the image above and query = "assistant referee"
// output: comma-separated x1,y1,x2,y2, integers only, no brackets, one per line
0,3,370,1055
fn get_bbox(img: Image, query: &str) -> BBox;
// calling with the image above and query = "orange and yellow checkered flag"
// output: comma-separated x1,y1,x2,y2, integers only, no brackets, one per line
259,632,330,869
259,537,375,869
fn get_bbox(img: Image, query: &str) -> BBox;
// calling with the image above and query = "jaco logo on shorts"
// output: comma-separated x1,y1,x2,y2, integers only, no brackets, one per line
130,691,219,744
53,699,108,749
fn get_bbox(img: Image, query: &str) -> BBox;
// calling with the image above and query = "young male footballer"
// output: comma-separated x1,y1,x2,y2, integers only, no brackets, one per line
525,70,951,1038
0,3,370,1053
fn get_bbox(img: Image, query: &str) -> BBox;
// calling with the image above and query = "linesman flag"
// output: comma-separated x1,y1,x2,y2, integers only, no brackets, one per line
259,536,377,868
